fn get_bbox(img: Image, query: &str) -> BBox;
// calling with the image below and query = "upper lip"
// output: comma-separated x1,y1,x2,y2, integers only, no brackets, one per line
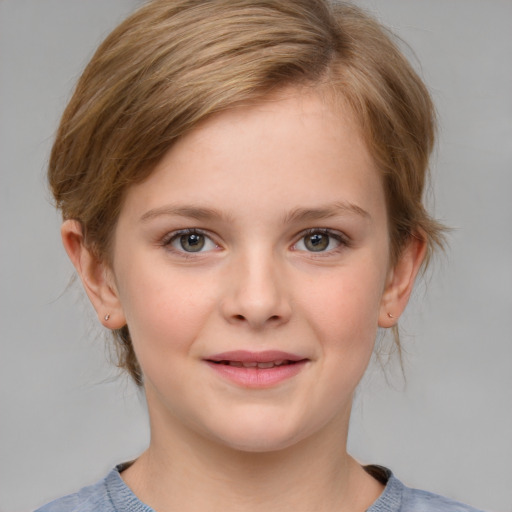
206,350,307,363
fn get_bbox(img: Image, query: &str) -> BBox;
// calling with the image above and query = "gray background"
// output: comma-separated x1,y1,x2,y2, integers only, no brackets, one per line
1,1,511,511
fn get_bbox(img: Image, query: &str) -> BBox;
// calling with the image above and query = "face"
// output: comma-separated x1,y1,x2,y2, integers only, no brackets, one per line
108,89,395,452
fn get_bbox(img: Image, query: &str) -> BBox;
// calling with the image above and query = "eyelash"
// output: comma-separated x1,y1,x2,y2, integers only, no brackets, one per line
160,228,218,256
159,228,350,256
292,228,350,255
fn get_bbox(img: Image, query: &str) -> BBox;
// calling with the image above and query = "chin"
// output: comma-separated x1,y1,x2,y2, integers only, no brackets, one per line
204,414,316,454
218,433,302,454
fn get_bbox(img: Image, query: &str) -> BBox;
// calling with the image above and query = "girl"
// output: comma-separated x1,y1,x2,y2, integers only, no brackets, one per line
35,1,484,510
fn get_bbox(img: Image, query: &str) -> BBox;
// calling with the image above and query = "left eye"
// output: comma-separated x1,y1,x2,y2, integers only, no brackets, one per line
294,230,343,252
168,230,217,253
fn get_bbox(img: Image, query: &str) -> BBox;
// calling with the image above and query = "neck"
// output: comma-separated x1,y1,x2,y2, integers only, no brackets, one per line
122,403,383,512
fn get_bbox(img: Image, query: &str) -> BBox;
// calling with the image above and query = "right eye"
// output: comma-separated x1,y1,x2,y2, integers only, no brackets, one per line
165,229,218,253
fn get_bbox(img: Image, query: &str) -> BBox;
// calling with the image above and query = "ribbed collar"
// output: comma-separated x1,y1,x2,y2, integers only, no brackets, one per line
105,463,403,512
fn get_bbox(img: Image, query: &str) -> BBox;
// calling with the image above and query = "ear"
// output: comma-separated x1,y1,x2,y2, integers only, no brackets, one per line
61,220,126,329
378,234,427,328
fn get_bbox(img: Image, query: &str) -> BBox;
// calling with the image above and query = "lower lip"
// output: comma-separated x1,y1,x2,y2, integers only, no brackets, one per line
205,361,308,388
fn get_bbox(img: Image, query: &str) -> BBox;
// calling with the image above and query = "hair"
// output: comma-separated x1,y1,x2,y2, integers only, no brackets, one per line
49,0,446,385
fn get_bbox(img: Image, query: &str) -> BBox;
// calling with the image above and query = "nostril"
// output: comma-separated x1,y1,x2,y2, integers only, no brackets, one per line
233,314,281,322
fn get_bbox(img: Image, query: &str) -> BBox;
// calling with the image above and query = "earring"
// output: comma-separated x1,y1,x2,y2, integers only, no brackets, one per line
104,314,110,321
387,313,395,319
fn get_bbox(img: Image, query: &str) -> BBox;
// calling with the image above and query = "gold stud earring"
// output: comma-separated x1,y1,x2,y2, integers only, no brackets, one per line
387,313,395,319
104,314,110,321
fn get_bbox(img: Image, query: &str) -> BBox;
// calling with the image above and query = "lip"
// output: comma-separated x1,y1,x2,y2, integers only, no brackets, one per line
207,350,305,363
205,350,309,388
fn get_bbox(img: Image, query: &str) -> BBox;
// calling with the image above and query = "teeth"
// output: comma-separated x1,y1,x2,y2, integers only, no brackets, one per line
221,360,292,368
257,361,275,369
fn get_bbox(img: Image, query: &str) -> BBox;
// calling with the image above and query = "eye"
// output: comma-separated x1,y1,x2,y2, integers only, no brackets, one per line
293,229,345,253
166,229,218,253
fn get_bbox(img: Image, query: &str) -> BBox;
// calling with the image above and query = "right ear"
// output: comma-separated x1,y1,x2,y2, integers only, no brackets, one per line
61,220,126,329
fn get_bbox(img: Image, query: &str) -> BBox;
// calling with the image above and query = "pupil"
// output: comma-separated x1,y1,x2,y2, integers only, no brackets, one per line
306,233,328,251
181,233,205,252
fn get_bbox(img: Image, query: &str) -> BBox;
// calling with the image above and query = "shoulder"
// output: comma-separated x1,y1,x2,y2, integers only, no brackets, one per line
366,466,485,512
34,470,115,512
401,485,485,512
34,464,152,512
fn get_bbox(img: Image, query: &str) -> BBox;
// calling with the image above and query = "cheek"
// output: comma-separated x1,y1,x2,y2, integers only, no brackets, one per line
115,266,217,361
297,261,386,354
302,268,383,335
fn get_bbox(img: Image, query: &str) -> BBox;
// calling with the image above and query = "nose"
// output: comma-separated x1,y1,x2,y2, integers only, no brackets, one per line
220,251,292,329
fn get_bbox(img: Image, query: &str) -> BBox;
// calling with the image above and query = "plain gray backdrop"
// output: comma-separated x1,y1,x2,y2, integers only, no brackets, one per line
1,1,511,511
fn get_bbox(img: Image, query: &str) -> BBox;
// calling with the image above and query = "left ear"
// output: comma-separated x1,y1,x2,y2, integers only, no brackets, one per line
378,234,427,327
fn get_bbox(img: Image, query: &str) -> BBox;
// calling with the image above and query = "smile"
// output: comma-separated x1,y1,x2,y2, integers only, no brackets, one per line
205,350,309,388
212,360,296,368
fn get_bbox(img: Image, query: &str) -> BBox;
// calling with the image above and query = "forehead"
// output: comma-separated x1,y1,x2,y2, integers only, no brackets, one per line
119,88,386,228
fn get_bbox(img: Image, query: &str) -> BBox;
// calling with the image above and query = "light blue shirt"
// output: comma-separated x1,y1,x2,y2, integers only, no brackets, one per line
35,464,485,512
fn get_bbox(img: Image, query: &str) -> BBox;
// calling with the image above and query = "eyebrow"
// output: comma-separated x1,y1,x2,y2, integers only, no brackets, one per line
282,201,371,224
140,205,232,223
139,201,370,224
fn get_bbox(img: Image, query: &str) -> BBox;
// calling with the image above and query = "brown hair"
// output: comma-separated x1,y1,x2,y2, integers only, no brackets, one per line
49,0,446,385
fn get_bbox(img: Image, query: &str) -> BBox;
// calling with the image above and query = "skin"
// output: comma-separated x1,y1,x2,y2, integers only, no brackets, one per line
63,88,425,511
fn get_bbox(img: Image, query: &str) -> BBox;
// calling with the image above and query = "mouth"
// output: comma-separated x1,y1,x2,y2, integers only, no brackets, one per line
205,350,309,387
209,359,301,369
206,350,307,366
